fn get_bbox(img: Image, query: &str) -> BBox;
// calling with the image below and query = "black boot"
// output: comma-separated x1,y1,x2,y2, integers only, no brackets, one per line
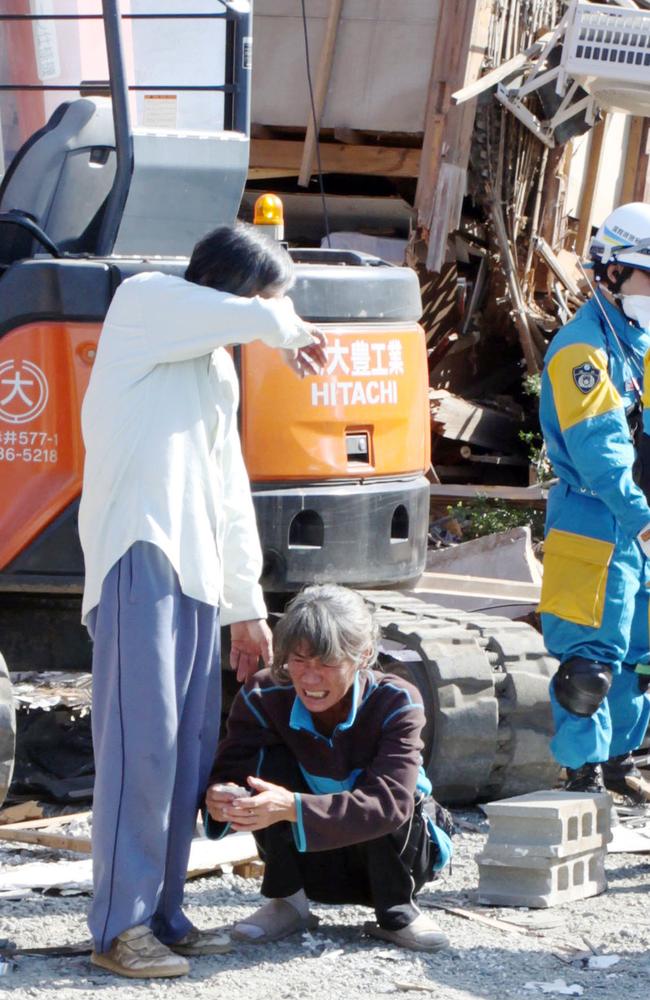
564,763,605,794
602,753,650,804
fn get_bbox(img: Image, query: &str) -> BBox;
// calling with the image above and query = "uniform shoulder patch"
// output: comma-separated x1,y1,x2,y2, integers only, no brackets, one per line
572,361,601,394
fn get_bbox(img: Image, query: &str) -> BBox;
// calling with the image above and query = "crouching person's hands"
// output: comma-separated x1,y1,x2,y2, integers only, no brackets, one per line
225,776,297,831
205,782,250,823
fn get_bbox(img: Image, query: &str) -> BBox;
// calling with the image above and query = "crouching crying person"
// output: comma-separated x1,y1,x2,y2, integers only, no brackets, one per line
204,585,453,952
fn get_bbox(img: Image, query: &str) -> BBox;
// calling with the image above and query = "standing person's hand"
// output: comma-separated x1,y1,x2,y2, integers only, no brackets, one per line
229,619,273,682
283,326,328,378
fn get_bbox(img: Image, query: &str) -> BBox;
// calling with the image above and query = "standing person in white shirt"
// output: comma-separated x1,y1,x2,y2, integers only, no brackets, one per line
78,224,327,980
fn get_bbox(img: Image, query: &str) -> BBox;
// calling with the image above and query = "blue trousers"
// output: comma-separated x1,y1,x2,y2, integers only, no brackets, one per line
86,542,221,953
541,484,650,768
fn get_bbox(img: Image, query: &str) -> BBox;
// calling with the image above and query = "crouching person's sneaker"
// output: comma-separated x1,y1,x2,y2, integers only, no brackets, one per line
364,913,449,952
169,926,232,956
90,925,190,979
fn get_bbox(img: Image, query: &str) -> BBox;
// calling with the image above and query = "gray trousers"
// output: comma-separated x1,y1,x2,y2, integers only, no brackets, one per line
86,542,221,952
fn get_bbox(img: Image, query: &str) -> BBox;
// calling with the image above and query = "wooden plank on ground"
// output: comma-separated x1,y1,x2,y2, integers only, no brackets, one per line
0,810,90,831
0,827,91,853
429,483,547,506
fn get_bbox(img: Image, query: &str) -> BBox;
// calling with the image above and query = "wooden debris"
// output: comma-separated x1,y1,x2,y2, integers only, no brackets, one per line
250,138,420,179
232,859,265,879
421,897,595,962
1,941,92,958
430,389,521,451
429,483,547,506
0,828,260,895
576,115,609,257
533,238,581,298
0,810,261,878
0,800,44,825
0,810,91,853
451,33,552,105
297,0,344,187
392,982,436,994
0,828,91,854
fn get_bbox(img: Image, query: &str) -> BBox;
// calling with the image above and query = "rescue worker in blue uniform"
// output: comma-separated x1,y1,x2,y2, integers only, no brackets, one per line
539,202,650,801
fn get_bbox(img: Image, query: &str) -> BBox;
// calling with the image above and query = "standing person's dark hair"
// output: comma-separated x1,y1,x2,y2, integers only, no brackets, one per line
185,223,294,299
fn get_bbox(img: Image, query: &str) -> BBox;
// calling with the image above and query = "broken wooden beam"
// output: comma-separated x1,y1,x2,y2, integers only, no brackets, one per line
0,827,91,853
451,32,552,106
0,810,261,877
430,389,522,451
428,483,548,506
250,139,421,178
533,237,581,297
0,810,92,852
298,0,344,187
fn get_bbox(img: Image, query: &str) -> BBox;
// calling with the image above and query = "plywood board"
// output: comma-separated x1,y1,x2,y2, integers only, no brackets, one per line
252,1,441,133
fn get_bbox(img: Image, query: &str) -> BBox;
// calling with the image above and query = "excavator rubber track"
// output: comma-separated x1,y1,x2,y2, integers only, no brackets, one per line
359,590,561,805
0,592,561,809
0,652,16,807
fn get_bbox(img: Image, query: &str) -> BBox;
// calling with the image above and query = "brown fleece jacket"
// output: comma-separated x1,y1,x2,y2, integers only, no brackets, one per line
206,667,428,853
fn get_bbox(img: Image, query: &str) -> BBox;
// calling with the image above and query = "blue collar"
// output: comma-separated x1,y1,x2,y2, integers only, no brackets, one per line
289,670,362,736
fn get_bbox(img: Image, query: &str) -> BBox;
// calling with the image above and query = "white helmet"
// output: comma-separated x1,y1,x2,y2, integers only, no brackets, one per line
589,202,650,271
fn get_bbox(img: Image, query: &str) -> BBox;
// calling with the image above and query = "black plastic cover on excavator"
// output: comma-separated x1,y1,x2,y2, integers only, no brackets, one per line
0,590,560,807
0,653,15,807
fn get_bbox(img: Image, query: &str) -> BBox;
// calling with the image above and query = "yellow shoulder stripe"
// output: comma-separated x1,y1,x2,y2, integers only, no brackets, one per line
547,344,621,432
644,356,650,411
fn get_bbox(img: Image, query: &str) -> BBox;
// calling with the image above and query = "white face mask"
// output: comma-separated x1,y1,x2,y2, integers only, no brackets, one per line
620,295,650,331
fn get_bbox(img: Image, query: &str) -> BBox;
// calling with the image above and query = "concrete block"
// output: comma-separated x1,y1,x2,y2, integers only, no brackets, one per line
476,791,610,908
482,790,611,859
477,848,606,908
425,526,543,584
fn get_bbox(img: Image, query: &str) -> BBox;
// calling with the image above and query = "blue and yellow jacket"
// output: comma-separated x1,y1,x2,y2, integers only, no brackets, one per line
540,290,650,540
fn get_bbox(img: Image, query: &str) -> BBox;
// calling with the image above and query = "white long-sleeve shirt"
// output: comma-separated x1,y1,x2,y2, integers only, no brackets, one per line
78,271,313,624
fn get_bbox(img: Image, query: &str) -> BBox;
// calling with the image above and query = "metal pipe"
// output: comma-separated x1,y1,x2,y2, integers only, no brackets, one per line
95,0,133,257
0,12,229,19
0,85,234,92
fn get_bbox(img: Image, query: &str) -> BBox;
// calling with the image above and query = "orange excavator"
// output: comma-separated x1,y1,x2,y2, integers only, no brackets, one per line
0,2,559,809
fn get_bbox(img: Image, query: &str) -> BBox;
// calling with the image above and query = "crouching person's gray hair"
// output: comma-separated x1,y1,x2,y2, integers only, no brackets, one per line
271,584,379,684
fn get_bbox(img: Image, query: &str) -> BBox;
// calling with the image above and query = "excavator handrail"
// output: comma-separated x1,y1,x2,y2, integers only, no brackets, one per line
0,1,252,255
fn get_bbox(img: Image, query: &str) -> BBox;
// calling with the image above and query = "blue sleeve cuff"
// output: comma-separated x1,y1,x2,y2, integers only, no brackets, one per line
291,793,307,853
204,811,232,841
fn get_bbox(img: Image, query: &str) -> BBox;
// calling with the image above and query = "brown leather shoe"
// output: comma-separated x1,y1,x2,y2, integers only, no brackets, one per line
169,926,233,956
90,925,190,979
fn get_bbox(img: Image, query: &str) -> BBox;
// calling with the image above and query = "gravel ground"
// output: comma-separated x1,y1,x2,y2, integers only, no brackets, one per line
1,810,649,1000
